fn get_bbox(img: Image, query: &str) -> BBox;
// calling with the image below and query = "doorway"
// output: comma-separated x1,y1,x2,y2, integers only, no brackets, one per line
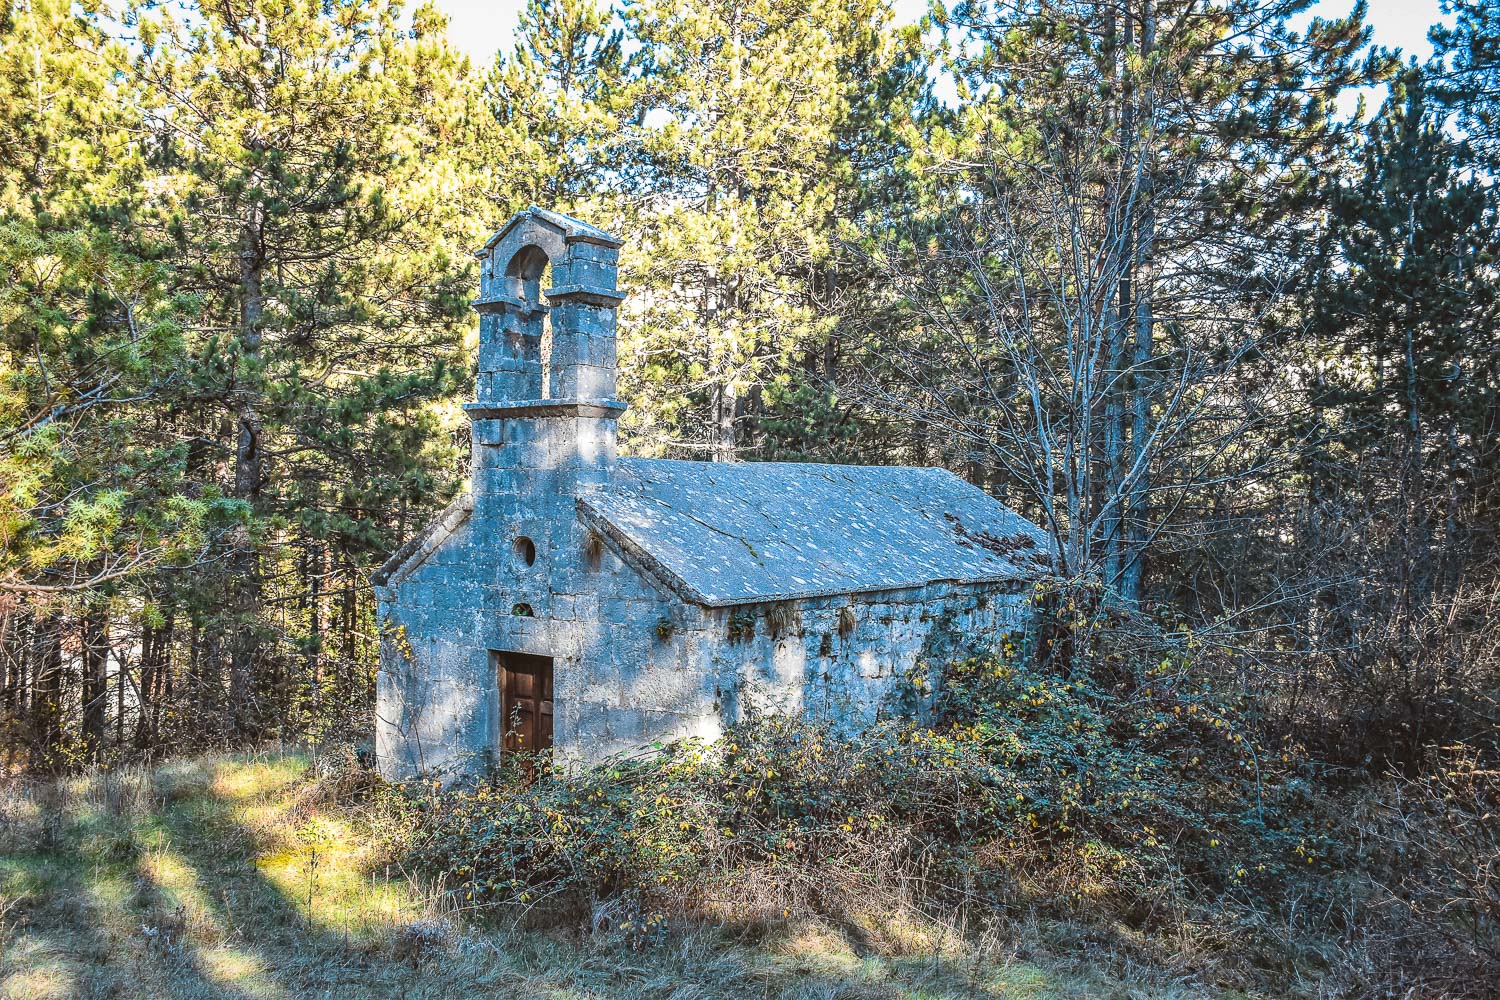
494,651,554,756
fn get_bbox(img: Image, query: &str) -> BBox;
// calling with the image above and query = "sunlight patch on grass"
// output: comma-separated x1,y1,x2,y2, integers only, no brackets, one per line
973,960,1063,995
255,810,433,936
197,945,284,996
0,964,75,1000
0,931,84,1000
773,920,865,975
210,755,306,803
80,868,135,911
142,845,210,906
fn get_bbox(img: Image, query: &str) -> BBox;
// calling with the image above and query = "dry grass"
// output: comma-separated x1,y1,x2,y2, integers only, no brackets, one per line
0,749,1275,998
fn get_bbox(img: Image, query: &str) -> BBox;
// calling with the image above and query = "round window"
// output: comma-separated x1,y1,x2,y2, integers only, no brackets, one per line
513,535,537,567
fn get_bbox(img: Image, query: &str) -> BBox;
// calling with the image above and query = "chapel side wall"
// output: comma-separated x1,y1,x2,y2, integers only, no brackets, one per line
709,582,1032,731
377,494,1034,779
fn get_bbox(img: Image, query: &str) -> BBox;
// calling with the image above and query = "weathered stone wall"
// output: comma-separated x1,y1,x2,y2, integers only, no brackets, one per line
706,582,1030,731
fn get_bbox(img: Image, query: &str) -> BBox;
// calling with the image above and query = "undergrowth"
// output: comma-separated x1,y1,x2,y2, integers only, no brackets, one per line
0,750,1212,998
403,626,1327,986
396,588,1498,998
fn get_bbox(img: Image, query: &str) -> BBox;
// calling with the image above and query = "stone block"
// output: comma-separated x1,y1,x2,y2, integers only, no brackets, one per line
552,364,615,400
572,592,600,620
471,418,504,447
563,257,620,292
607,707,648,741
558,243,619,289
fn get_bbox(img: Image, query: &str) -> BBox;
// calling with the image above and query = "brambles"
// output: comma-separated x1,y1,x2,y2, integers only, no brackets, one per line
406,621,1318,940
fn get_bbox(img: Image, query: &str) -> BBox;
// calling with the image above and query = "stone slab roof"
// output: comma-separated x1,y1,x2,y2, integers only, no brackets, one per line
577,459,1050,607
480,205,621,253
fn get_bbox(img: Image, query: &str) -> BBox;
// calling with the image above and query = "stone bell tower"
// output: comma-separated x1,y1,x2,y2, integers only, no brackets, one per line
465,207,626,499
464,207,626,612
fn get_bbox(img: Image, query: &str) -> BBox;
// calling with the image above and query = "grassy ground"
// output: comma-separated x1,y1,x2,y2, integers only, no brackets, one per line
0,750,1269,999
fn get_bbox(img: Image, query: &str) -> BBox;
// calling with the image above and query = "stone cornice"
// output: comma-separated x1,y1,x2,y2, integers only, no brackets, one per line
471,294,542,315
543,285,627,307
462,398,628,421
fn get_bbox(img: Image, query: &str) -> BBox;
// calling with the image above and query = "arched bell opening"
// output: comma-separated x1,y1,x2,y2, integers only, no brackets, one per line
503,244,554,397
504,243,550,307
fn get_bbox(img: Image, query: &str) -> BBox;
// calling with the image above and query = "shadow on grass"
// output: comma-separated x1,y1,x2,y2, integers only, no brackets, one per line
129,754,435,997
0,753,1082,999
0,754,415,998
0,783,267,997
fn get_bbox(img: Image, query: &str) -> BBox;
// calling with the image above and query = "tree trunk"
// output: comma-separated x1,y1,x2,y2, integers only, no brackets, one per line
1119,0,1156,607
1099,0,1127,586
31,614,62,770
136,619,157,750
81,605,108,757
230,197,266,734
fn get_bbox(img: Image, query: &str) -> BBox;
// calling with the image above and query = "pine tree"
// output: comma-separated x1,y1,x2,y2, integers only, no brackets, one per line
484,0,626,211
120,0,481,731
1313,70,1500,491
1300,69,1500,758
755,1,936,464
1430,0,1500,163
617,0,923,460
0,0,228,601
0,0,247,760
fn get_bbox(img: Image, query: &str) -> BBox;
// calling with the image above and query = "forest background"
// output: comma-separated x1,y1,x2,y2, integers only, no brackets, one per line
1,0,1497,803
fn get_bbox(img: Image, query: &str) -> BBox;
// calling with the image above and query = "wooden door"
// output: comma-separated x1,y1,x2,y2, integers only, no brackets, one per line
497,652,553,756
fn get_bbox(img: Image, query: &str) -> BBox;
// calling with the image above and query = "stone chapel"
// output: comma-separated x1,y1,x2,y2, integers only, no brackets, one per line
372,207,1050,780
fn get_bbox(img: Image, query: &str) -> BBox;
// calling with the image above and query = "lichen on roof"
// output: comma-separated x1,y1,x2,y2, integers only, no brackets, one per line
577,459,1050,607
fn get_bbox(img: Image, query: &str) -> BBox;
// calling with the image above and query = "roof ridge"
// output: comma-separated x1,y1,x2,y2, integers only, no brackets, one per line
617,456,954,473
